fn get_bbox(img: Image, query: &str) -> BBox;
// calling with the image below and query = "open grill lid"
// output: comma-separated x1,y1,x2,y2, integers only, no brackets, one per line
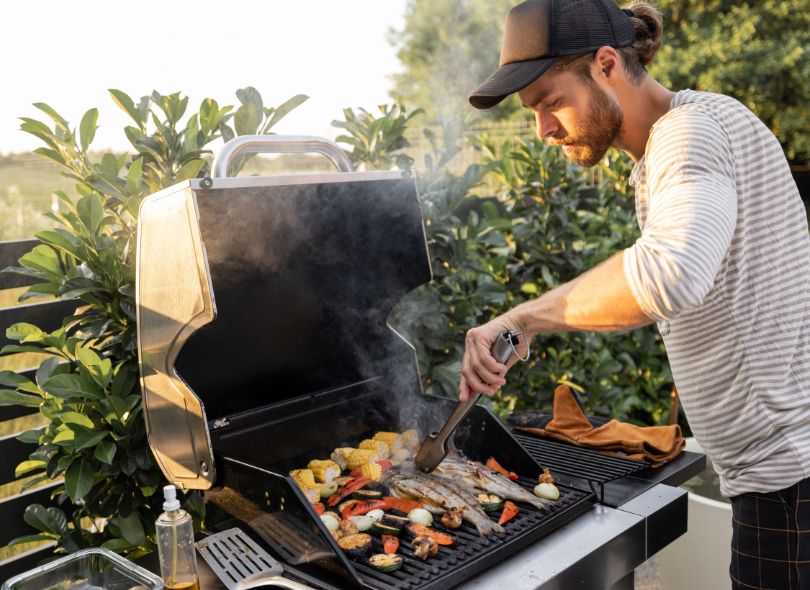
136,137,432,490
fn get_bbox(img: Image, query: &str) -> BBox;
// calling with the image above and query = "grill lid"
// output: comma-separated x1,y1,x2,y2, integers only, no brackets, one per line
136,167,431,490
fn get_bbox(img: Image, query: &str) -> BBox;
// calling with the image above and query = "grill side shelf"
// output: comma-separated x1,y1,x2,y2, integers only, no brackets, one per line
513,432,649,505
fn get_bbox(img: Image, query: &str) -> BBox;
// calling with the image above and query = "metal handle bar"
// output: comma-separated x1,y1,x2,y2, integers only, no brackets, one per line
212,135,353,178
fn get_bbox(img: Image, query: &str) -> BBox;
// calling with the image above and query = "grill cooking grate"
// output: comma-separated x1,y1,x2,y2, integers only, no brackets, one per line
514,433,648,503
347,476,592,590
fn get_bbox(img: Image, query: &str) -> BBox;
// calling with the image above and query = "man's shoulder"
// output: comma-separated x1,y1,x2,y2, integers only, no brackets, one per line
653,90,756,140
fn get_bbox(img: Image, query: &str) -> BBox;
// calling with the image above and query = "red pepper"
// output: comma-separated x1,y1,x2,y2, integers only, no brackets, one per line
313,502,325,516
486,456,519,481
382,534,400,554
342,499,389,519
382,496,422,514
327,476,370,507
406,523,454,546
498,501,519,525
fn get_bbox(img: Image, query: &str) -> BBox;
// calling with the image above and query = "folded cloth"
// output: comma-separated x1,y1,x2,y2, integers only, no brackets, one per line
514,384,685,467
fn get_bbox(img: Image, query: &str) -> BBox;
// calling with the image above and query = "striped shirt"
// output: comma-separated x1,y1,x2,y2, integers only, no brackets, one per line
623,89,810,497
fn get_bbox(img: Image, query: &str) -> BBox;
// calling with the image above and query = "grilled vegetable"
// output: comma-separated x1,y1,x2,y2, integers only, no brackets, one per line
342,499,388,519
407,523,454,546
383,497,422,514
407,508,433,526
534,483,560,500
290,469,316,488
400,429,419,450
369,553,403,573
348,515,375,532
321,513,340,532
366,509,385,521
441,507,464,529
352,489,383,500
338,533,373,559
309,459,342,483
476,493,504,512
360,439,391,460
486,456,518,481
381,534,400,554
538,468,555,484
360,461,383,482
331,448,356,470
297,483,320,504
498,501,519,525
412,535,439,560
339,519,359,536
391,448,411,465
372,521,401,536
330,529,343,541
335,476,354,486
339,498,361,514
347,449,378,470
381,514,411,529
313,503,325,516
372,431,402,453
328,476,371,507
320,482,339,498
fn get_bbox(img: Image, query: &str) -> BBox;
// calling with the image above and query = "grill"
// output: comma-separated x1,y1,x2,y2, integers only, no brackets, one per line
135,136,596,590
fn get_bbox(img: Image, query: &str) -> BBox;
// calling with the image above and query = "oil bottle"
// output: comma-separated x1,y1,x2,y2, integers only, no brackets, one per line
155,484,199,590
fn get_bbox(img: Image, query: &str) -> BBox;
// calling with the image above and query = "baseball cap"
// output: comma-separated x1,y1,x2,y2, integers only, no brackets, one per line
469,0,636,109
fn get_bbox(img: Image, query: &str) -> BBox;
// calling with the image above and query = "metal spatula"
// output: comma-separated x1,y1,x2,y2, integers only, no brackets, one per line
195,528,314,590
414,331,521,473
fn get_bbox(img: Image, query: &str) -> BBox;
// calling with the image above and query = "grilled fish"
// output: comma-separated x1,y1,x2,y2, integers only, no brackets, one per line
435,456,552,512
382,470,503,536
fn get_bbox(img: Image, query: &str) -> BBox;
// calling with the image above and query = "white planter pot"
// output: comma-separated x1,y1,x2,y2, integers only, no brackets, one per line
656,437,732,590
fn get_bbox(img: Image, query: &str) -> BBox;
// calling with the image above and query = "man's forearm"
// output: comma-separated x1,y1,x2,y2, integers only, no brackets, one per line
507,250,654,336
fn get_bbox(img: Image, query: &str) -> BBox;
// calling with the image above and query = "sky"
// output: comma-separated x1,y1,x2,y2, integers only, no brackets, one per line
0,0,408,154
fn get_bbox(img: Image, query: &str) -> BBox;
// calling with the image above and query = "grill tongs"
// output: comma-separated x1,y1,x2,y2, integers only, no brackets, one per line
415,331,523,472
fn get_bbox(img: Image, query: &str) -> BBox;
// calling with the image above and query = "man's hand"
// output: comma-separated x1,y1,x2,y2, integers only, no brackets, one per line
459,314,528,401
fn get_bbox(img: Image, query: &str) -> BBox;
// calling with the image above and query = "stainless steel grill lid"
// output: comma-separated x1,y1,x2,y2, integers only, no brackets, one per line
136,144,431,489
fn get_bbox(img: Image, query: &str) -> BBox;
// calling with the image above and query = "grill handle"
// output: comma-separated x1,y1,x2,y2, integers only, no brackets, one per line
211,135,353,177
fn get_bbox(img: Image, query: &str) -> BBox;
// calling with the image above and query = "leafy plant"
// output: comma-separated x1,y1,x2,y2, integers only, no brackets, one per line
1,87,306,556
333,104,423,171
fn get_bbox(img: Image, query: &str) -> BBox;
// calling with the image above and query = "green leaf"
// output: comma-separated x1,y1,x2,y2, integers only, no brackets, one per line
32,102,70,132
76,194,103,236
59,411,94,429
6,322,44,343
265,93,308,131
36,357,62,388
52,427,76,447
94,439,116,464
126,157,144,193
0,389,42,407
114,511,146,546
15,460,46,478
79,108,98,152
234,103,260,136
74,429,107,450
19,245,62,278
520,282,539,295
101,537,134,552
24,504,68,535
0,370,36,390
109,89,143,127
174,159,205,182
65,458,94,502
42,373,102,399
76,346,101,370
16,427,44,444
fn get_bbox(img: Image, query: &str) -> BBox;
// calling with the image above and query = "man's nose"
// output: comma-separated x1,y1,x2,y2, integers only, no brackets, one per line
535,110,558,140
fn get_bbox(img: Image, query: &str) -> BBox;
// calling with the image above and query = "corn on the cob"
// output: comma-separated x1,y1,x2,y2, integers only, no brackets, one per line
359,439,390,460
346,449,377,470
372,431,402,453
400,428,419,449
307,459,341,483
360,461,382,482
297,483,321,504
391,448,411,465
331,447,355,470
289,469,315,488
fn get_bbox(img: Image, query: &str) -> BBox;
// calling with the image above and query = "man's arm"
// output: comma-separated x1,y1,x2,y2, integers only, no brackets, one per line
459,250,653,399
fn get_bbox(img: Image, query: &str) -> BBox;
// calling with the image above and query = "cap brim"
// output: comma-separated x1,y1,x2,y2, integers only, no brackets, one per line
469,57,556,109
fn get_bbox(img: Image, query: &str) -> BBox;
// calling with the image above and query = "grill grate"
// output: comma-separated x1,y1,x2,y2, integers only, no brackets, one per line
347,476,592,590
513,433,648,503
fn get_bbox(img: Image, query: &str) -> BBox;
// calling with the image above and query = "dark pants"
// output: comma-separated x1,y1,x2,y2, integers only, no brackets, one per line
730,477,810,589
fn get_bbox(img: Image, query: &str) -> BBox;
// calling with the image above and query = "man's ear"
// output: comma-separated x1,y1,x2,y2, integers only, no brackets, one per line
592,46,621,83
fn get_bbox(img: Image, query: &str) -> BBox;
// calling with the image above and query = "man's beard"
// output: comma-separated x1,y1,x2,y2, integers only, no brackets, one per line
551,80,623,167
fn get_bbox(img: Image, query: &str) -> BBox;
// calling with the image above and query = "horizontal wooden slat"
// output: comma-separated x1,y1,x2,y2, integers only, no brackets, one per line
0,300,79,349
0,369,39,423
0,483,61,548
0,436,38,484
0,240,40,290
0,542,56,583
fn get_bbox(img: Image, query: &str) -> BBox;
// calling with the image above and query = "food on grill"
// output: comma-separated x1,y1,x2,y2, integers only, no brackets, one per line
321,513,340,532
539,467,555,484
366,508,385,521
412,535,439,560
335,475,354,486
328,476,371,506
407,508,434,526
360,461,383,482
381,534,400,554
348,515,375,532
369,552,404,573
338,533,373,558
534,482,560,500
382,470,504,536
383,496,422,514
290,469,316,488
441,507,465,529
313,502,325,516
331,447,356,470
352,488,383,501
382,513,411,529
296,483,320,504
476,493,504,512
435,456,552,511
319,481,339,498
360,439,391,460
372,431,402,453
498,501,519,525
347,449,379,470
486,456,519,481
340,519,360,536
391,448,412,465
372,520,402,536
407,523,455,546
400,428,420,450
342,499,389,519
308,459,342,483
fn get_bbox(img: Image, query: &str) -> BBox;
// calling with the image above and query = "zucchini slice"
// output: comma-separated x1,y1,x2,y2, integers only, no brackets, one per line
476,493,504,512
381,514,410,529
369,553,404,573
352,489,383,500
372,521,401,536
338,533,373,559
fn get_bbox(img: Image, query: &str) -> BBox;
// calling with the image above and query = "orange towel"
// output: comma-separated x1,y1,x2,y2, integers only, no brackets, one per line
515,384,685,467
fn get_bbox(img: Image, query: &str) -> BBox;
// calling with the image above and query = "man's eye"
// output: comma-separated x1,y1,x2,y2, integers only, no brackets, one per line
547,100,562,111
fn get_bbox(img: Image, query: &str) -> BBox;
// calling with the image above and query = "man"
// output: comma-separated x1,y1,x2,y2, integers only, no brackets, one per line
462,0,810,587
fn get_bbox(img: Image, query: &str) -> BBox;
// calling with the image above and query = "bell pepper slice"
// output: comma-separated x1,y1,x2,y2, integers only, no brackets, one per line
327,476,371,507
498,500,519,525
406,523,454,546
382,496,422,514
313,502,325,516
486,456,519,481
382,534,400,554
342,499,389,519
